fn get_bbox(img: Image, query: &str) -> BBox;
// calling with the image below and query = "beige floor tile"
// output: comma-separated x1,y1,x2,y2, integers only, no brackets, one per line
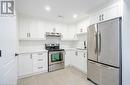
18,67,94,85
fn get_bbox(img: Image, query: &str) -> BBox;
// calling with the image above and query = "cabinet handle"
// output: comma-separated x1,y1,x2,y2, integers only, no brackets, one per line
30,54,32,59
38,59,43,61
29,33,31,37
99,15,102,21
102,14,104,21
38,67,43,69
75,51,78,56
27,33,28,37
38,53,43,55
84,53,86,58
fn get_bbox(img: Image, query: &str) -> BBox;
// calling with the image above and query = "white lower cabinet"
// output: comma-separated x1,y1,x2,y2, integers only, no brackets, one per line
18,54,33,77
65,50,87,73
65,50,76,67
18,52,48,78
32,52,48,73
76,51,87,73
73,51,87,73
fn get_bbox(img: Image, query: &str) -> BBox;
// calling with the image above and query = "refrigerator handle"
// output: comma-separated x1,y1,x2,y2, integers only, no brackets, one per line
95,32,98,54
99,32,101,55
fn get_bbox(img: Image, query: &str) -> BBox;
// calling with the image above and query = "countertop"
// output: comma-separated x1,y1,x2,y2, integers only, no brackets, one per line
18,48,87,55
19,50,48,55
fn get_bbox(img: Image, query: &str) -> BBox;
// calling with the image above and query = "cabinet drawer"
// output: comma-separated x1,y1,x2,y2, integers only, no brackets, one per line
33,57,46,63
32,53,45,56
33,61,47,67
33,65,45,72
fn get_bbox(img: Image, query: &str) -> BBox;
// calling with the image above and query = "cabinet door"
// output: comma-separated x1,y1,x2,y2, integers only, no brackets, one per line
28,20,39,38
76,51,87,73
65,50,74,66
37,22,46,38
90,13,99,25
65,50,71,66
18,54,33,77
18,19,30,38
104,5,121,21
65,50,76,67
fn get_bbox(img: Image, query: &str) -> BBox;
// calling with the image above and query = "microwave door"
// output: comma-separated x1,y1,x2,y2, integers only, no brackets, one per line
87,24,98,61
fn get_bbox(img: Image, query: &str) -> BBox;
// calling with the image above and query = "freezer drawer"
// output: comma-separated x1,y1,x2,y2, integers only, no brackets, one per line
87,60,101,84
88,60,119,85
100,64,119,85
87,24,98,61
98,18,121,67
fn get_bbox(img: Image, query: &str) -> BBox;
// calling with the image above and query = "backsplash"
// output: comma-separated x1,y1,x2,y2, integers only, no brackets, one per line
19,40,77,53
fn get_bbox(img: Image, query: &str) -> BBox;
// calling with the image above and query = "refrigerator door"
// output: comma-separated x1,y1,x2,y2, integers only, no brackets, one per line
87,60,101,84
98,18,120,67
100,64,119,85
87,24,98,61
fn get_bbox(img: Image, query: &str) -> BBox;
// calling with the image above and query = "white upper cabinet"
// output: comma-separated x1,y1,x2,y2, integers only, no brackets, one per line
18,18,30,39
76,18,90,34
90,1,122,25
18,17,71,40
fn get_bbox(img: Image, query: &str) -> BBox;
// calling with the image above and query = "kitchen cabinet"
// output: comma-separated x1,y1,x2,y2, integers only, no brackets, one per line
74,50,87,73
65,50,76,67
18,54,33,77
76,19,90,34
18,19,30,39
18,52,48,78
65,49,87,73
18,19,45,39
32,52,48,73
18,17,72,40
90,2,121,25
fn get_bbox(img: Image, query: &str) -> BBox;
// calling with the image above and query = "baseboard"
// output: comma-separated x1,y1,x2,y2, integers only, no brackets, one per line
18,70,48,79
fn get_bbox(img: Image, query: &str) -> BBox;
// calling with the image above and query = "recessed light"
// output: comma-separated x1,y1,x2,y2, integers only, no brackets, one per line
45,6,51,12
73,14,78,18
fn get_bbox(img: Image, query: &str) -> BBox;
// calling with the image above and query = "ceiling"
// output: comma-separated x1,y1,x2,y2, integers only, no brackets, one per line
16,0,118,24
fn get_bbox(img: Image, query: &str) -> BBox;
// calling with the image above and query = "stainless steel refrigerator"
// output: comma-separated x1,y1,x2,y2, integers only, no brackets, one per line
87,18,122,85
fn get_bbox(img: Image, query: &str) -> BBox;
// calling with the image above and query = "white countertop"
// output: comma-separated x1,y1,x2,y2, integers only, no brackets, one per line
64,48,87,52
19,50,48,54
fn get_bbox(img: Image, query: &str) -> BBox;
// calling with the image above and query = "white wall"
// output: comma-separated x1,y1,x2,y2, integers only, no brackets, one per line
122,0,130,85
0,8,17,85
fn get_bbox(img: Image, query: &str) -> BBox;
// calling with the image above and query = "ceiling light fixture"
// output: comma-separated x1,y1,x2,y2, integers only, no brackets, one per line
73,14,78,18
45,6,51,12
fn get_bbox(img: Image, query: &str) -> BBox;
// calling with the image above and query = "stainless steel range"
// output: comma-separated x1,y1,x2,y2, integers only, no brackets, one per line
45,44,65,72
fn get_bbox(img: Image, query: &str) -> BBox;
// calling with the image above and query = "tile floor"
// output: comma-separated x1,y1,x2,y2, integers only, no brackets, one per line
18,67,94,85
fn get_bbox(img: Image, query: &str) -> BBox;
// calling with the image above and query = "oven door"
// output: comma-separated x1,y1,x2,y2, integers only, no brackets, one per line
49,51,64,65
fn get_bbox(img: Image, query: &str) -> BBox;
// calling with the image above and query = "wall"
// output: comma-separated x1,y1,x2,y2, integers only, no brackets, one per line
122,0,130,85
0,0,18,84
